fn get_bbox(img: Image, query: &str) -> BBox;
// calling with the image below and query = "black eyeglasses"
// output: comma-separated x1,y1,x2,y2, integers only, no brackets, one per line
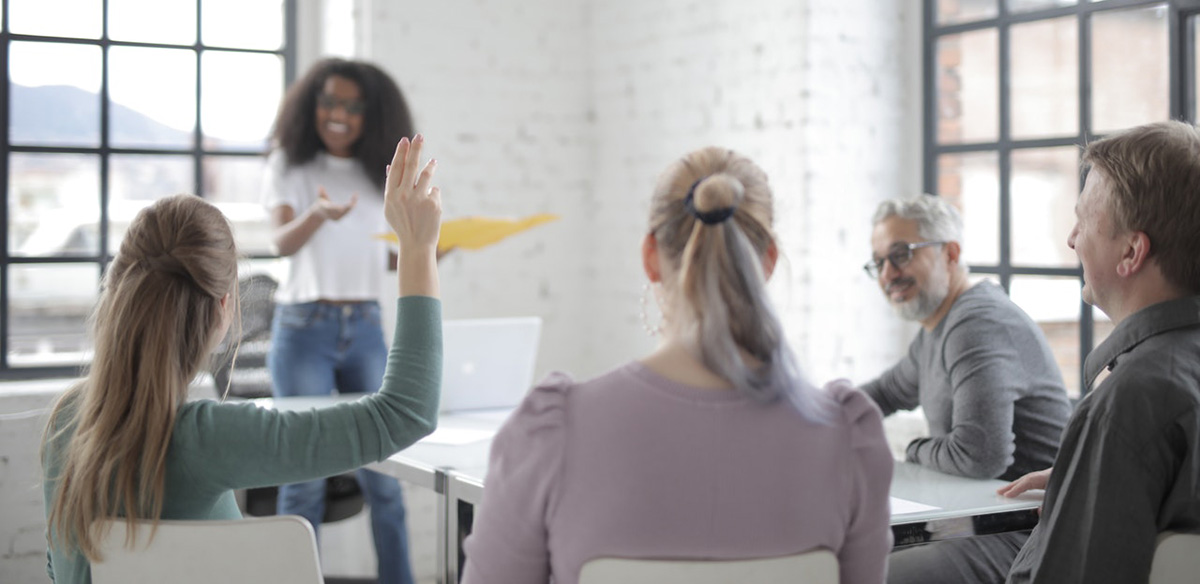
863,241,947,278
316,94,366,115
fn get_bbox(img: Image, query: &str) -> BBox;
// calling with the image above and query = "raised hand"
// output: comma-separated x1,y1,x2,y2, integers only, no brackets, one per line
384,135,441,255
385,135,441,298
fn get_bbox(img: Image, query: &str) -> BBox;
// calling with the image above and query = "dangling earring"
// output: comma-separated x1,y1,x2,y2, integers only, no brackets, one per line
640,282,664,336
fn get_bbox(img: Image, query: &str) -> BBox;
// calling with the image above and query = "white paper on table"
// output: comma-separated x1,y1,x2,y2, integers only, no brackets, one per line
420,426,496,445
890,496,940,515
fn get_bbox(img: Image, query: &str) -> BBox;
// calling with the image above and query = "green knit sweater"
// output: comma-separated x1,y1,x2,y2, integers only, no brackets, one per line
43,296,442,583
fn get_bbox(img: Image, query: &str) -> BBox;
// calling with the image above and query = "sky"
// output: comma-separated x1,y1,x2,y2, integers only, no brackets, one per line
7,0,288,143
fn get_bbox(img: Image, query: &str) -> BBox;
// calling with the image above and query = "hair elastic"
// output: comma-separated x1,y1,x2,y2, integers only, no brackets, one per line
684,178,737,225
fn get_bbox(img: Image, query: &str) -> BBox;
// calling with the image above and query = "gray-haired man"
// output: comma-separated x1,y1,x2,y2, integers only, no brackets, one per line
861,195,1072,584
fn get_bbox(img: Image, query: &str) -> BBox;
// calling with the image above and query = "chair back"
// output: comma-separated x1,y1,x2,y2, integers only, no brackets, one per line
210,273,278,399
1150,531,1200,584
91,515,322,584
578,549,838,584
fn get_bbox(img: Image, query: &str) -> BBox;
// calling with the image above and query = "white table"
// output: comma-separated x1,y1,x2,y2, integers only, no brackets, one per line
438,458,1042,582
257,398,1042,583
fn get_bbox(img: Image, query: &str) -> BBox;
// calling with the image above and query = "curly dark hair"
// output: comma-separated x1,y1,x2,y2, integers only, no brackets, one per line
271,58,415,191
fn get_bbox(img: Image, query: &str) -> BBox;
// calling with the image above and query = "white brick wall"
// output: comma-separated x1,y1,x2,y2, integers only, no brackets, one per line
364,0,921,385
367,0,594,388
0,1,925,581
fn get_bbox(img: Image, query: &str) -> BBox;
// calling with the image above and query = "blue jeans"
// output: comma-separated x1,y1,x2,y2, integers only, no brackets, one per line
269,301,414,584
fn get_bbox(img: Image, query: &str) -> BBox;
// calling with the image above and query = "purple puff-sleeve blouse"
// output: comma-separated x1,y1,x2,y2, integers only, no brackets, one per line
461,361,893,584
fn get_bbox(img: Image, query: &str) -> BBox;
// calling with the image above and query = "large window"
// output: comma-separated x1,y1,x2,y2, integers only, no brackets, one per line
2,0,295,379
924,0,1200,398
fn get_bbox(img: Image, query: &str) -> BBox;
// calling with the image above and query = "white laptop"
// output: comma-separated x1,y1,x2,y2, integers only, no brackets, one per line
439,316,542,413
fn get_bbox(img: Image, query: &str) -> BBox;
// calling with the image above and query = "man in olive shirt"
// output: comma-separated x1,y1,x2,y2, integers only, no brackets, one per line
1000,120,1200,583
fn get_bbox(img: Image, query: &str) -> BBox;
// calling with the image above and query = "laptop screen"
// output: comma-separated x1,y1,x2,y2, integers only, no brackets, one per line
439,316,542,413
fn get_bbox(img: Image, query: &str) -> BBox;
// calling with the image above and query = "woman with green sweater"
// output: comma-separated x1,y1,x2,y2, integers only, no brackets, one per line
41,136,443,584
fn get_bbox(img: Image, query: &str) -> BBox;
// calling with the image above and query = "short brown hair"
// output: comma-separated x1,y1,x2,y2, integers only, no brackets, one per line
1083,120,1200,294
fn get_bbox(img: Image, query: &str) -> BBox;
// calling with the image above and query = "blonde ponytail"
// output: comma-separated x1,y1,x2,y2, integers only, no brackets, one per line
649,148,829,421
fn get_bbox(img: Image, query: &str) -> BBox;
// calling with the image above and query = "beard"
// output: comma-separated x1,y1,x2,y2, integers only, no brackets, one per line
889,262,951,322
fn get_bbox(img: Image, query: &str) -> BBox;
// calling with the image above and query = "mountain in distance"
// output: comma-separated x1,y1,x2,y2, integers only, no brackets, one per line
11,83,195,147
11,84,268,151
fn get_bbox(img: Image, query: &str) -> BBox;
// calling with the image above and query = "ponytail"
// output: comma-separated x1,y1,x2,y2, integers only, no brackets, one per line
650,149,830,422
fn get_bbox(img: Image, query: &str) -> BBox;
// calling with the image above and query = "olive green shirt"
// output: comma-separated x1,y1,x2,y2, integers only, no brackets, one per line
43,296,442,584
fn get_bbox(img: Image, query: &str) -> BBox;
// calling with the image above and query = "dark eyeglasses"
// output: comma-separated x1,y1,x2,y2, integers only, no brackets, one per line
316,94,366,115
863,241,947,278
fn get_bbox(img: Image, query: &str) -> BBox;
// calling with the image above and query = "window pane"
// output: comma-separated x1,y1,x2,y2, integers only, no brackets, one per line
201,51,284,151
1092,5,1168,134
9,42,102,147
109,47,197,149
1092,305,1114,349
202,0,286,50
937,29,998,144
9,154,101,257
1007,0,1076,12
937,0,997,26
203,155,274,255
1011,147,1079,267
108,0,196,45
1011,17,1078,140
938,152,999,267
1010,276,1083,398
1193,16,1200,123
110,154,194,201
9,0,102,39
7,263,99,368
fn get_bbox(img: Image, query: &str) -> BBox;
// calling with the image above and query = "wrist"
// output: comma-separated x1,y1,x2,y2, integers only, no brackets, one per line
398,244,438,260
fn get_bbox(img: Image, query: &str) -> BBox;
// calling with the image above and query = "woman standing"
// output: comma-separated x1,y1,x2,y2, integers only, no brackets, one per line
262,58,420,584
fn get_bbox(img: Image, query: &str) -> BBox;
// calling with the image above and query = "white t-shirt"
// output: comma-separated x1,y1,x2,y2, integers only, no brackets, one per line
260,150,390,304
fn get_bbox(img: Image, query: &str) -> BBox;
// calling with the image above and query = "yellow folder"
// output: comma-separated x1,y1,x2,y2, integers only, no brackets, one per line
377,213,559,254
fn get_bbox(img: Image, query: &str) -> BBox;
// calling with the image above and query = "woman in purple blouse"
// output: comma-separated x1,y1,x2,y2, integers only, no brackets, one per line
461,147,894,584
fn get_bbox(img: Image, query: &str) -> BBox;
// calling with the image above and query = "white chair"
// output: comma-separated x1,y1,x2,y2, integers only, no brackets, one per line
578,549,839,584
91,515,322,584
1150,531,1200,584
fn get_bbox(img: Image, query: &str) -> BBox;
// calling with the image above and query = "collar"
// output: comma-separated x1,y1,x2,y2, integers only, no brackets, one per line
1084,296,1200,389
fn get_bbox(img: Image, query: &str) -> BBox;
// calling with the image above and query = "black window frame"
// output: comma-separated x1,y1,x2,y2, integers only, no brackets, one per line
923,0,1200,398
0,0,297,380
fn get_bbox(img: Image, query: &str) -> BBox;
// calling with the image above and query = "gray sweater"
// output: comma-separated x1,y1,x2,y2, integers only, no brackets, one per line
862,281,1071,481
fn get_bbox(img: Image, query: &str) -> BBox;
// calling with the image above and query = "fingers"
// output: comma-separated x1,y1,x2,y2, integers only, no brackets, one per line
997,470,1047,498
413,159,438,197
402,134,424,187
318,186,330,201
388,137,410,188
997,475,1032,497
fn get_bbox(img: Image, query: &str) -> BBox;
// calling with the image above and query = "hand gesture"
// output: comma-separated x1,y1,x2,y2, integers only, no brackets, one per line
384,135,441,255
997,467,1051,498
312,186,358,221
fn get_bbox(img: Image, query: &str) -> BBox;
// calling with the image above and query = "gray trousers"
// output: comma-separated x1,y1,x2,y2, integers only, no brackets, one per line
887,531,1028,584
